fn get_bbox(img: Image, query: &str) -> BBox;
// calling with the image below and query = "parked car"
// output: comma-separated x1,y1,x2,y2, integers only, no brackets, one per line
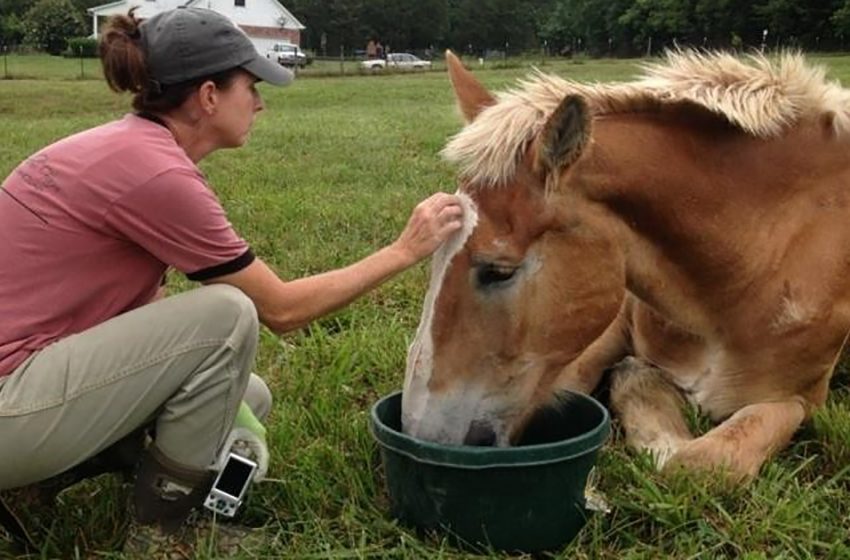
266,42,310,68
360,52,432,72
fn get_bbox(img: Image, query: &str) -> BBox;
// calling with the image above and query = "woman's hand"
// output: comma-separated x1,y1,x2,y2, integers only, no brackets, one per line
392,192,465,265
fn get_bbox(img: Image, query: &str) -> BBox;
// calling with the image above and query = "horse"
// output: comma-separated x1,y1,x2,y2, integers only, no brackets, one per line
402,49,850,481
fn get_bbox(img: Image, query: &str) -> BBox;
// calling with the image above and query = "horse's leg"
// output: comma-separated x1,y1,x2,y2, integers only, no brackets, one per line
609,357,693,469
555,296,633,394
666,398,806,481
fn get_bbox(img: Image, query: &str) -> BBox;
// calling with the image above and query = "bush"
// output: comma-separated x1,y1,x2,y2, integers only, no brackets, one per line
23,0,84,55
64,36,97,57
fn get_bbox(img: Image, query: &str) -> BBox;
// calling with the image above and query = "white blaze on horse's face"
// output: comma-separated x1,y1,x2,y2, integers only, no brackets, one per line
402,188,545,446
402,192,485,444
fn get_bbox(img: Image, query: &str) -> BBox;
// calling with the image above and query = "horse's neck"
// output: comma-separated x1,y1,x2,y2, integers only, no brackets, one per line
573,115,829,333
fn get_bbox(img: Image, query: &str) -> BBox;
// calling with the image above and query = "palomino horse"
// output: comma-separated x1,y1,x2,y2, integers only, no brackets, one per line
403,50,850,480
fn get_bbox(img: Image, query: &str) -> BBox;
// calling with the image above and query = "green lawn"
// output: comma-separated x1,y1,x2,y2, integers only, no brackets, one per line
1,54,849,559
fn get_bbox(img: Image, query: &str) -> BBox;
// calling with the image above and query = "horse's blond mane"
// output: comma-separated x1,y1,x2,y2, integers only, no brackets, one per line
443,50,850,187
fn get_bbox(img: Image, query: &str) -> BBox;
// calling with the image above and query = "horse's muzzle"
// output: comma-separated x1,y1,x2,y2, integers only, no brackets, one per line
463,420,497,446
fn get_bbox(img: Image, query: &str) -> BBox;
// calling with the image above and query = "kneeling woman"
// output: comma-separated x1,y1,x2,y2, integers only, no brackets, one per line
0,7,463,556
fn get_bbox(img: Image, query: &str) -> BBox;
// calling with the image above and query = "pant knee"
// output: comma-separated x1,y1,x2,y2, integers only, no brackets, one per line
202,284,259,359
205,284,258,332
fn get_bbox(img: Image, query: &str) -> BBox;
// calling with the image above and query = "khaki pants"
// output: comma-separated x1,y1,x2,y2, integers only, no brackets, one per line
0,285,268,490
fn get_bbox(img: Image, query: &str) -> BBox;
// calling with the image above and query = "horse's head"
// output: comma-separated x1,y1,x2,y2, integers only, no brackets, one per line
402,52,625,446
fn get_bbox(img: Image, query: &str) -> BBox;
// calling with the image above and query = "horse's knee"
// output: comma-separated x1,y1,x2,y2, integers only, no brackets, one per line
609,357,683,412
608,357,693,467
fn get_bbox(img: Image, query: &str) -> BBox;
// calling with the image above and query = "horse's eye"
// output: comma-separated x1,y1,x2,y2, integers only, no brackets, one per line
476,263,518,287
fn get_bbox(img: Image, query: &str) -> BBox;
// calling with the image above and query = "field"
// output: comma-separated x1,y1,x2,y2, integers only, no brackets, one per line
1,53,849,559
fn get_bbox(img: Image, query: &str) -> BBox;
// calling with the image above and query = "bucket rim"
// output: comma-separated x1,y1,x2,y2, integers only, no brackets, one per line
370,390,610,469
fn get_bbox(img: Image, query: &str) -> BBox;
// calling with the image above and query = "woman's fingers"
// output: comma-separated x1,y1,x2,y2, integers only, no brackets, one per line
396,192,466,262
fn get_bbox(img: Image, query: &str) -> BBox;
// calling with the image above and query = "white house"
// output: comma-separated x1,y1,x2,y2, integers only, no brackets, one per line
87,0,305,54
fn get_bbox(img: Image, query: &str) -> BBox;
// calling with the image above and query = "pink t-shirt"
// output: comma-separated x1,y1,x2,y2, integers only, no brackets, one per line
0,114,253,377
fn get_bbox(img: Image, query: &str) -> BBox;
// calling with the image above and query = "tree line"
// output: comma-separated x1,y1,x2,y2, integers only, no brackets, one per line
4,0,850,57
288,0,850,57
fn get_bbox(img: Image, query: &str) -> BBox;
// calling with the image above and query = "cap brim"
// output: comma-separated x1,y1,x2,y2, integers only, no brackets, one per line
242,55,294,86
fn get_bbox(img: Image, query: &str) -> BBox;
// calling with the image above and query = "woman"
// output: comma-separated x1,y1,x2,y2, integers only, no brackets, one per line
0,6,463,556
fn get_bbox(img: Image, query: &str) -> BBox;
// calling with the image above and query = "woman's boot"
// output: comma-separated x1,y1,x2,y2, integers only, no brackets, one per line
123,446,253,559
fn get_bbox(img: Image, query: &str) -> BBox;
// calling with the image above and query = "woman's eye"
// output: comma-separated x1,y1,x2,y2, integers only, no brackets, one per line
476,264,518,287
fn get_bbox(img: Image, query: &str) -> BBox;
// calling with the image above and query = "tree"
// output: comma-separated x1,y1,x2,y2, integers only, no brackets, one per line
446,0,538,56
0,13,25,45
619,0,695,53
833,0,850,44
0,0,37,17
539,0,635,56
755,0,842,49
23,0,84,55
539,0,598,55
70,0,103,35
694,0,743,47
287,0,366,55
361,0,448,52
753,0,803,43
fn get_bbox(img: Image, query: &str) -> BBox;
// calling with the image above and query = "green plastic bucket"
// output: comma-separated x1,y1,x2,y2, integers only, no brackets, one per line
370,390,610,553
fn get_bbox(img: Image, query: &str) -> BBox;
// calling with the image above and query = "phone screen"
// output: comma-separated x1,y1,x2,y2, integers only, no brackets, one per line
216,456,254,498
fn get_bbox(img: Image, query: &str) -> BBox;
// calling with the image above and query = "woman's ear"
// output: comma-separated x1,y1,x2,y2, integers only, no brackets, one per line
197,80,218,116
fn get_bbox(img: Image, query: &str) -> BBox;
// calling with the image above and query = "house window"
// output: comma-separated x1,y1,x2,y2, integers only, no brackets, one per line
235,0,245,6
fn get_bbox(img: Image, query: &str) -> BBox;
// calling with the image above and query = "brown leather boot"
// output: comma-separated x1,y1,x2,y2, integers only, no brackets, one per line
123,447,255,559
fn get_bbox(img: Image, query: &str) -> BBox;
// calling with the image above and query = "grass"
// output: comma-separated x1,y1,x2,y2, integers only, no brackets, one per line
1,54,850,559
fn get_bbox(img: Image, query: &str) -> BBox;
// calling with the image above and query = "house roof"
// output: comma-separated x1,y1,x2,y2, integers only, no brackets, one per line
88,0,304,29
184,0,304,29
88,0,188,18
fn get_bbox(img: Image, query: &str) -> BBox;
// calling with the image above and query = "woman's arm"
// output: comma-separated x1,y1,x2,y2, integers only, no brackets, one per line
206,192,464,334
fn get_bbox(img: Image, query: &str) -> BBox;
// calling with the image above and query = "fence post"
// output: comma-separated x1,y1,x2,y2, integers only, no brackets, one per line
79,45,84,79
340,44,344,76
3,45,7,80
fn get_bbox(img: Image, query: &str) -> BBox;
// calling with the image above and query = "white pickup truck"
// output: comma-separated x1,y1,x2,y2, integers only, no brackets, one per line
266,43,309,68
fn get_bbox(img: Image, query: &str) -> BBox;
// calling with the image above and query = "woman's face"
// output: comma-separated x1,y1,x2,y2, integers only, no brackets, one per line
209,70,265,148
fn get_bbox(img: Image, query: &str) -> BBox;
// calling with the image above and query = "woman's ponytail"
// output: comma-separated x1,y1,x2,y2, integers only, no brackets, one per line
98,8,148,95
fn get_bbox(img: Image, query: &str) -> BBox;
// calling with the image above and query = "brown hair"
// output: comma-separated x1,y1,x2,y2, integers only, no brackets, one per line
98,8,242,113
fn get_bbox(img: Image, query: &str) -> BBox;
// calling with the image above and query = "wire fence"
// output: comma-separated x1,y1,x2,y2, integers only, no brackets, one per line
3,42,842,82
0,48,611,82
0,46,103,80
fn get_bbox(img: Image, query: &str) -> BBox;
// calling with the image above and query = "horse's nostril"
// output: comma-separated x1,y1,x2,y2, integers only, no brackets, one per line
463,421,497,446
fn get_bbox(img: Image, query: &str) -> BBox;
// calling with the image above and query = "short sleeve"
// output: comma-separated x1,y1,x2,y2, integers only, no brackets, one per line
103,168,254,280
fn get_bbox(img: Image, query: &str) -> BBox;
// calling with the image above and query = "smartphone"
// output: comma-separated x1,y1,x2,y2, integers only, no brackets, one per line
203,452,258,517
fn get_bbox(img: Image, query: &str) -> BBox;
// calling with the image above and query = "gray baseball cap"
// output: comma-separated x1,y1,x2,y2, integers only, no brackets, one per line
140,7,293,87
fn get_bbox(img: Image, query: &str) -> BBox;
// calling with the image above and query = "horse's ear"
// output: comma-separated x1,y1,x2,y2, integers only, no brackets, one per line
446,50,495,122
538,94,591,175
